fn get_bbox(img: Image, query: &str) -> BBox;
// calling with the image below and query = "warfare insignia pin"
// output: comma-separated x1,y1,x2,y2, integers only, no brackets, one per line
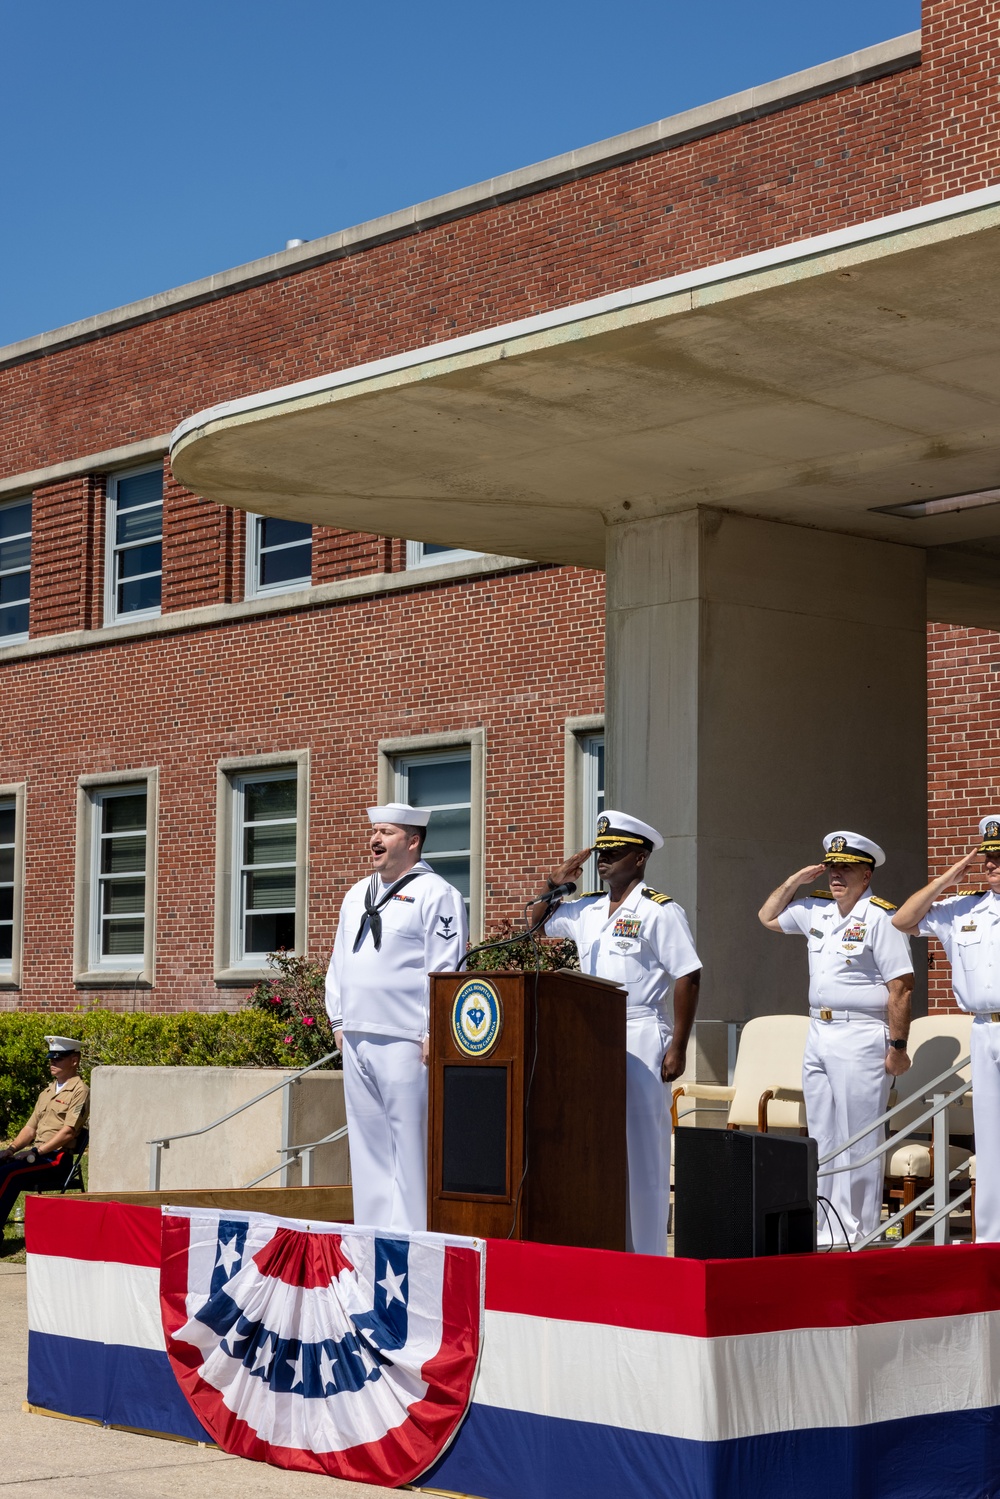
451,978,503,1058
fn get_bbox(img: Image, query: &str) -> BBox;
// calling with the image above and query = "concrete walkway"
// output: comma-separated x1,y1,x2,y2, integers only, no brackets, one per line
0,1264,403,1499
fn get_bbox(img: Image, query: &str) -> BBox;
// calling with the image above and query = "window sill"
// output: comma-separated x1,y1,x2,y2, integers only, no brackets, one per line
74,970,152,988
215,966,276,987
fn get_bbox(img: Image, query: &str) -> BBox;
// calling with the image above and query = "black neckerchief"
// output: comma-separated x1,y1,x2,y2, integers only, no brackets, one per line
353,869,424,952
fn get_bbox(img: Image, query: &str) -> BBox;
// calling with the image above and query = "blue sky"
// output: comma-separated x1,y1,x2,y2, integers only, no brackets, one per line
0,0,920,346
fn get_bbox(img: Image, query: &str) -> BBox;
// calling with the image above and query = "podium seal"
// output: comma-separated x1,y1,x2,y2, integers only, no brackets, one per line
451,978,503,1058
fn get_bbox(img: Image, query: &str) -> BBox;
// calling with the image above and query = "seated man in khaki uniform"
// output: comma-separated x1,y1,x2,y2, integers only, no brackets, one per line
0,1035,89,1231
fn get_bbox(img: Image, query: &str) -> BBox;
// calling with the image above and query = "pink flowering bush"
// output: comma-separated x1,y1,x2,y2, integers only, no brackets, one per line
243,951,339,1069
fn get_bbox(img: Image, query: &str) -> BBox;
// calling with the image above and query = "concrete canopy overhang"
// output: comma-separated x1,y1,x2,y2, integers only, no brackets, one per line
171,187,1000,624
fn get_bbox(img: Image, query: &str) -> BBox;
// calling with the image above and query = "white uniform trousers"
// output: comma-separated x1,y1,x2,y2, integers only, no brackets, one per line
625,1013,671,1256
803,1013,890,1246
341,1032,428,1232
971,1019,1000,1243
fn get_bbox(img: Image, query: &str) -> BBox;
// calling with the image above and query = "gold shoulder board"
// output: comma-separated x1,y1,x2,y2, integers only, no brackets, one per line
641,887,673,904
869,895,898,912
810,888,834,900
958,888,988,897
580,890,604,899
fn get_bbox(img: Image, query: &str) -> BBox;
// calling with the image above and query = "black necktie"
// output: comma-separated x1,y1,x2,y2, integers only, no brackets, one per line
353,870,422,952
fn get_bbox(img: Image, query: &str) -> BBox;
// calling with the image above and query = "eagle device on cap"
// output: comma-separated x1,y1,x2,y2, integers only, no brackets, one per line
593,811,664,852
44,1035,81,1055
823,831,886,869
367,803,431,828
978,817,1000,854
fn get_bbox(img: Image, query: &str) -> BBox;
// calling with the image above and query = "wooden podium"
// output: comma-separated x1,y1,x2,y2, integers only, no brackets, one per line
428,968,626,1249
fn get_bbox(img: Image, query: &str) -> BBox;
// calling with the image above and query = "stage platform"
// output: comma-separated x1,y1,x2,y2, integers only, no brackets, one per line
23,1195,1000,1499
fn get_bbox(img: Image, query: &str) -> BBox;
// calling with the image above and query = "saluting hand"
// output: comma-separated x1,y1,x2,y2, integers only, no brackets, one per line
791,862,827,887
549,847,593,889
943,848,981,886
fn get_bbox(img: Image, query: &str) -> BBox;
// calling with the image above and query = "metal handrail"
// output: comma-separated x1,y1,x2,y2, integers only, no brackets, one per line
243,1123,350,1188
818,1074,972,1176
147,1049,340,1189
817,1053,972,1166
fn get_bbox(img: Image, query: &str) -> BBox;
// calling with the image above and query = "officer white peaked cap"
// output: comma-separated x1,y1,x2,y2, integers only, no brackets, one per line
978,816,1000,852
367,802,431,828
822,830,886,868
594,810,664,852
44,1035,81,1054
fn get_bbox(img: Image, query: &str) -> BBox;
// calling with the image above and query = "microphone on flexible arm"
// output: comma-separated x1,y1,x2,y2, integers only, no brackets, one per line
456,881,578,971
534,880,577,905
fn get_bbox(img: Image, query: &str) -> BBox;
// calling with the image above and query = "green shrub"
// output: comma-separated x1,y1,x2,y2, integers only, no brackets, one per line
242,951,338,1066
469,920,580,973
0,1008,319,1139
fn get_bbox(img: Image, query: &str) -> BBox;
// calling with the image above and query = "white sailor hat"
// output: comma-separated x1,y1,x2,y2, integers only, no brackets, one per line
823,831,885,869
977,816,1000,854
45,1035,81,1055
593,810,664,853
367,802,431,828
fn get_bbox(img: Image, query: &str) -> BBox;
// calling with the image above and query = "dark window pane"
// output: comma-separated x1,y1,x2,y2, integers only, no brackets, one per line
0,925,11,961
103,918,145,956
424,855,470,900
118,541,162,579
246,870,296,910
102,838,146,874
0,536,31,571
260,542,312,587
0,501,30,541
245,910,296,953
405,757,471,807
0,572,30,605
422,807,471,856
0,603,28,638
244,778,296,822
0,888,12,921
102,878,145,915
0,850,14,883
0,808,14,843
118,574,161,615
421,544,452,556
103,794,146,833
116,506,162,546
260,517,312,548
116,470,162,511
244,823,296,865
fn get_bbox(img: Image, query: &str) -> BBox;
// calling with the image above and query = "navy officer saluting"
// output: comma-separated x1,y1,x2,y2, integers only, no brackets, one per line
534,812,702,1256
759,831,913,1247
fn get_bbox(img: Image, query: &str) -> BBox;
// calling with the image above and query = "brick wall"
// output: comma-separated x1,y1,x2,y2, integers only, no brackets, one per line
1,566,604,1010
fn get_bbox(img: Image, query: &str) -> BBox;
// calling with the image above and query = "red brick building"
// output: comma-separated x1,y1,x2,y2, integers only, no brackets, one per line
1,0,997,1014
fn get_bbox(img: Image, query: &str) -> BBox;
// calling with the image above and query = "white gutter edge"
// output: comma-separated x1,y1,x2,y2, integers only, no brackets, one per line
171,180,1000,452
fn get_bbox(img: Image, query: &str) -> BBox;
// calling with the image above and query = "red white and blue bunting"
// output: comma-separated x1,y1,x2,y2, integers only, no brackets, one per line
159,1208,484,1486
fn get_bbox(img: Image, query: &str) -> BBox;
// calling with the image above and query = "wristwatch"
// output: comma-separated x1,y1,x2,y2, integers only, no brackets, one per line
887,1038,907,1051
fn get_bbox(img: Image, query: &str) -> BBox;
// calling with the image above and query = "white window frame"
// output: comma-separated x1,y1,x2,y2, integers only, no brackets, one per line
0,497,32,647
74,770,158,987
564,716,605,892
214,751,309,983
244,513,313,599
0,783,26,987
377,729,485,941
405,540,483,569
104,464,163,626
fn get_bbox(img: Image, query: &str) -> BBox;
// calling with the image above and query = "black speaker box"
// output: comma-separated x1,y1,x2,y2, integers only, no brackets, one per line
674,1129,817,1259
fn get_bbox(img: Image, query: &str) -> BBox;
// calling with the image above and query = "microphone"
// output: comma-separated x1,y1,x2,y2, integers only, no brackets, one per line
536,880,576,904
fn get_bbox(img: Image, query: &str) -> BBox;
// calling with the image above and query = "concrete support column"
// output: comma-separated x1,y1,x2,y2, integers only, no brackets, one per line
605,509,927,1026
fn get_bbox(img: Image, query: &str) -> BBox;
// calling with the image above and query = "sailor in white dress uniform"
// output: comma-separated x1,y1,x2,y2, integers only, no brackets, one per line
538,812,702,1256
325,802,468,1232
893,815,1000,1242
759,831,914,1246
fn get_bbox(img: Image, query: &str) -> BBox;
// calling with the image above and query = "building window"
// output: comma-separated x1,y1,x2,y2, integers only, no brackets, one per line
245,515,312,598
393,751,472,914
105,466,163,624
405,541,483,569
234,771,298,960
0,784,25,985
579,732,605,892
75,771,158,985
215,752,309,981
0,498,31,645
